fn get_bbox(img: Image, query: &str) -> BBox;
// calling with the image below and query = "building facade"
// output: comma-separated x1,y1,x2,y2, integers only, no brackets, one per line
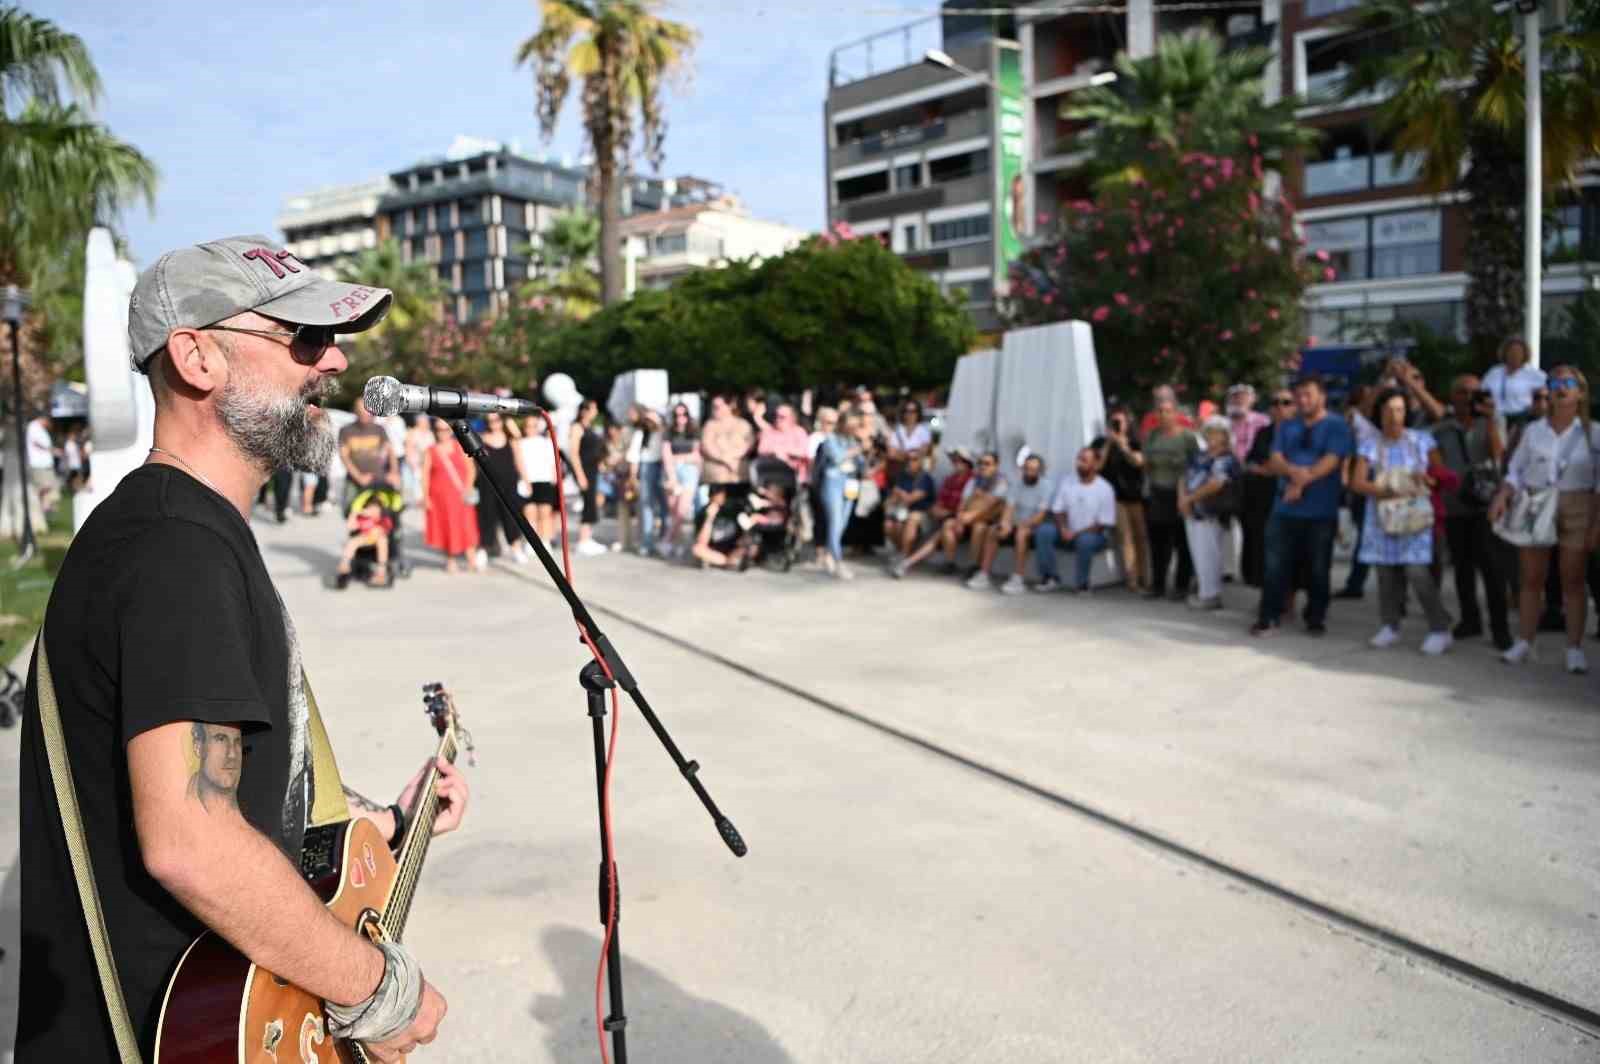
823,5,1023,332
1018,0,1598,359
620,195,807,295
280,138,720,322
277,178,392,279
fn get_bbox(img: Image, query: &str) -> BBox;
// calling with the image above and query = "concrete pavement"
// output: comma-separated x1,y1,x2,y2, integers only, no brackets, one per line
1,505,1595,1061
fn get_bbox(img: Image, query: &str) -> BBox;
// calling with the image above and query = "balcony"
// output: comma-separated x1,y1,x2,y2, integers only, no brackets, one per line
1302,151,1423,198
835,172,991,224
832,108,991,169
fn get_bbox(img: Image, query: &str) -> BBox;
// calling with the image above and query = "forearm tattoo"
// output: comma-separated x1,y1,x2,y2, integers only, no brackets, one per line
343,786,386,815
186,723,243,812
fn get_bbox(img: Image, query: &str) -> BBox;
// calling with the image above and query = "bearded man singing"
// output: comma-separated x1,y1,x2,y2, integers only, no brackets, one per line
17,236,469,1062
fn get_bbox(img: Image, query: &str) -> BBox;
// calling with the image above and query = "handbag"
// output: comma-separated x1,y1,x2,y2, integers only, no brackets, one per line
437,447,479,506
1443,424,1499,509
854,476,882,517
1493,423,1586,548
35,633,146,1063
1374,435,1434,537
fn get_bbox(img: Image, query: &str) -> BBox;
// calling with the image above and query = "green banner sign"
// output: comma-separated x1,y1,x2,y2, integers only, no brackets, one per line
992,42,1025,293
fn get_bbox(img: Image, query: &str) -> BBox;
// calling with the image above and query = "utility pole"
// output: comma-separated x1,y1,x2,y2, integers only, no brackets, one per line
1517,0,1543,366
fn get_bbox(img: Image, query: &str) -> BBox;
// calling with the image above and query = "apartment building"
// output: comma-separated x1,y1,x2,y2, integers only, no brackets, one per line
823,4,1023,332
279,137,715,322
1282,0,1597,350
1018,1,1597,353
619,195,806,296
277,178,392,278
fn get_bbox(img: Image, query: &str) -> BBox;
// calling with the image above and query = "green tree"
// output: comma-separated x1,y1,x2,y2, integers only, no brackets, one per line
1,5,157,374
521,205,600,321
332,238,450,399
1004,145,1320,402
537,231,975,399
1062,29,1316,188
1340,0,1600,360
515,0,695,306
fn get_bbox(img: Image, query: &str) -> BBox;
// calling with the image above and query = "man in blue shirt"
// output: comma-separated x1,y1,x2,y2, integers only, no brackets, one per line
1251,374,1354,636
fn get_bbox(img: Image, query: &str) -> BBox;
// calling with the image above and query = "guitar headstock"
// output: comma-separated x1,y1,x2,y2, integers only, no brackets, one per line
421,682,458,738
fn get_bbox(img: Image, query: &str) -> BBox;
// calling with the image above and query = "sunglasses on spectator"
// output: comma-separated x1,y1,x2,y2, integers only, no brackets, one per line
1549,378,1582,393
1532,391,1550,401
206,321,337,365
1272,397,1295,406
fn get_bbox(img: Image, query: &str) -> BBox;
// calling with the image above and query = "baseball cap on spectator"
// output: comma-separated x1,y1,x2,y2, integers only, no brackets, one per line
127,234,392,372
947,446,975,466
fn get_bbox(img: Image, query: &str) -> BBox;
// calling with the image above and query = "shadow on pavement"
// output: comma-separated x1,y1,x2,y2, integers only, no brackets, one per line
531,925,792,1064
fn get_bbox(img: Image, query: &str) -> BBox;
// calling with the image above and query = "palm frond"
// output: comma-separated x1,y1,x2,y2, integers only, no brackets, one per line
0,5,101,113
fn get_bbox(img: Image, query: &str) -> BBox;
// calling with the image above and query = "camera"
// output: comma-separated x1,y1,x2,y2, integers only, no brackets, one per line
1472,389,1493,407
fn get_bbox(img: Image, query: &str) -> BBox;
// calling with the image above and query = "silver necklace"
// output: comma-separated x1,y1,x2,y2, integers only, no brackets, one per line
148,446,224,497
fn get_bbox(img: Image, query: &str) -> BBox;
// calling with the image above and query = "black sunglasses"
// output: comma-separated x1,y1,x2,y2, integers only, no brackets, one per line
207,322,337,365
1272,398,1295,406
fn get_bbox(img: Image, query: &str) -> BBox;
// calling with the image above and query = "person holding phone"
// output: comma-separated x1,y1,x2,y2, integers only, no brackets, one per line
1092,408,1149,593
1431,374,1510,649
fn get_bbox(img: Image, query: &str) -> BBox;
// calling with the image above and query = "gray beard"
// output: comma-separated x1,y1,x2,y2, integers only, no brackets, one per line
216,372,337,474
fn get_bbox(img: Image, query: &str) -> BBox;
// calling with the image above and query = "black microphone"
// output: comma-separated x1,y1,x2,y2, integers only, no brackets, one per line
362,376,542,419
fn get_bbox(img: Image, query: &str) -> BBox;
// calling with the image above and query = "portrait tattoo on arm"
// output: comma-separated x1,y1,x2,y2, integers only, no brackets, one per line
186,723,243,812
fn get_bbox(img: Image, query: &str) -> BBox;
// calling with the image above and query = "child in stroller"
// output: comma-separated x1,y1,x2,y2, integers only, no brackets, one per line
690,457,801,571
337,485,405,589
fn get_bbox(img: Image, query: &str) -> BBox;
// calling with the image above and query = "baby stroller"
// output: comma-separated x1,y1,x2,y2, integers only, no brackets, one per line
742,457,803,571
337,484,411,589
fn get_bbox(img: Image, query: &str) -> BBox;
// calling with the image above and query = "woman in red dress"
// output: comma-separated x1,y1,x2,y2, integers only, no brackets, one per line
421,418,482,573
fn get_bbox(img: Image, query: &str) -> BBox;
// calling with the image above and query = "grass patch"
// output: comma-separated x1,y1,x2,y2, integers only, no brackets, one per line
0,496,74,660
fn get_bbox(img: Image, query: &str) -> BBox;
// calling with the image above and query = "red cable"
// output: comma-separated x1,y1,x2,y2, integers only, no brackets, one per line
540,412,622,1064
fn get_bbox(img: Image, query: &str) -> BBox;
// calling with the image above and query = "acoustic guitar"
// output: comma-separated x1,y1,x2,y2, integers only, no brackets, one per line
154,683,470,1063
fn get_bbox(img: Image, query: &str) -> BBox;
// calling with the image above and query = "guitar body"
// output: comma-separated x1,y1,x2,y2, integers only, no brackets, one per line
154,818,398,1064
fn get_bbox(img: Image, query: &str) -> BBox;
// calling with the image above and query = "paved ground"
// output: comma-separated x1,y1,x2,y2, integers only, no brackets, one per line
2,505,1597,1061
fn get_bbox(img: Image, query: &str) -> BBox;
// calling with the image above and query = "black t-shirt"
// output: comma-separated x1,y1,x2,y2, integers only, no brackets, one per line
18,465,298,1060
1090,435,1145,503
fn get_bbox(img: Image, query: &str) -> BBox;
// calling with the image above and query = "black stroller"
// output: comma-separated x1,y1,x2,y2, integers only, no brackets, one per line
694,457,803,572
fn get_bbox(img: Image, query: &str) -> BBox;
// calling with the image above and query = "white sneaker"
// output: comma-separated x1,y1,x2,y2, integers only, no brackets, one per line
964,571,991,590
834,561,855,581
1420,631,1453,656
1187,594,1223,611
1001,574,1026,595
1502,639,1532,665
1566,647,1588,674
1369,625,1401,649
473,548,488,570
889,559,908,580
822,553,838,575
1033,577,1061,593
576,539,608,557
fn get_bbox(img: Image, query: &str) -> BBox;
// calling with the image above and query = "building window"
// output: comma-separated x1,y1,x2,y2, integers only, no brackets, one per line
929,214,991,246
654,232,688,255
903,224,918,251
928,149,989,184
1304,216,1368,280
464,228,489,259
896,163,922,190
836,170,890,203
948,278,993,304
1371,209,1441,278
1304,0,1359,17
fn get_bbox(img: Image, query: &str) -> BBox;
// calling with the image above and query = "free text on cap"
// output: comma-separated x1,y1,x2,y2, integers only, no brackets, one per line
127,234,392,371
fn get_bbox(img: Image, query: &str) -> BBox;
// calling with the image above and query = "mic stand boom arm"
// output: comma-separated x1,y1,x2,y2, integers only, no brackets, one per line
448,419,748,854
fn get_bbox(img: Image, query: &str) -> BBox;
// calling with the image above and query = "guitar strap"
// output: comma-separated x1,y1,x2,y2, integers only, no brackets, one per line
302,670,351,828
33,631,146,1064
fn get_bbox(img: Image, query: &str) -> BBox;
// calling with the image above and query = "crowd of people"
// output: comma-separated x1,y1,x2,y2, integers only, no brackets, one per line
216,334,1590,680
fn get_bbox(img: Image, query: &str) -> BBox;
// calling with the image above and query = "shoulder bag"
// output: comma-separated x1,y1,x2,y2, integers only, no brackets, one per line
1374,434,1435,537
1442,423,1500,509
35,633,146,1063
1493,423,1584,548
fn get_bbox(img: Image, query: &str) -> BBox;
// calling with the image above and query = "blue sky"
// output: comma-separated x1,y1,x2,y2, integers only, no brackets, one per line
37,0,938,266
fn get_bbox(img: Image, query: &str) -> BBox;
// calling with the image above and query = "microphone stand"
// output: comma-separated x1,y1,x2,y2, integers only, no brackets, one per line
448,419,746,1064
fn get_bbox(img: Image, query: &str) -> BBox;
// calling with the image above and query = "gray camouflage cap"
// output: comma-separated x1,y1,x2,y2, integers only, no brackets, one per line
127,234,392,371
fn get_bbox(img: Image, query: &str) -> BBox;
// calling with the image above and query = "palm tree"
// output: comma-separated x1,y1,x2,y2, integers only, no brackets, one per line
514,0,695,306
1063,29,1316,189
336,239,447,338
1,7,157,289
521,206,601,320
1340,0,1600,360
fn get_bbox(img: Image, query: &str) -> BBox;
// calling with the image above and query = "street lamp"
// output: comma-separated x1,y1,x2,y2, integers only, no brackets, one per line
1,285,35,559
1517,0,1542,365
